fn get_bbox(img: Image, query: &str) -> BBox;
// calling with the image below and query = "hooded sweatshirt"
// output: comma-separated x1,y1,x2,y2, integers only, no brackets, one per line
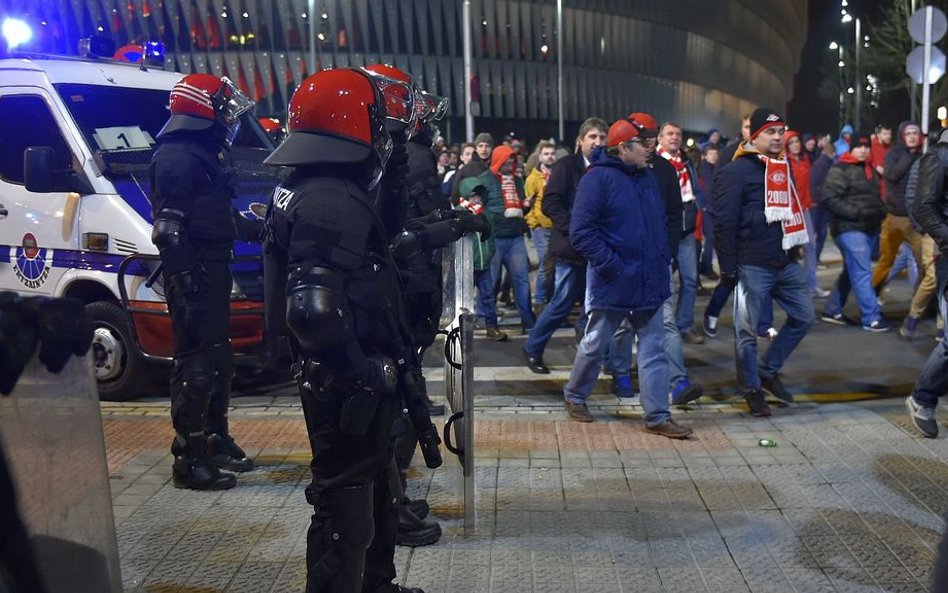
882,120,922,216
476,145,527,238
834,124,854,159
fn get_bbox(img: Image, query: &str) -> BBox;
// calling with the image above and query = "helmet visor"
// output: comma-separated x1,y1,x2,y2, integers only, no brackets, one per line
417,91,448,122
217,77,255,145
359,68,417,141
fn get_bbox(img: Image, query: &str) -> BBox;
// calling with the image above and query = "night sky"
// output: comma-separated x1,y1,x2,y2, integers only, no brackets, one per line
788,0,891,136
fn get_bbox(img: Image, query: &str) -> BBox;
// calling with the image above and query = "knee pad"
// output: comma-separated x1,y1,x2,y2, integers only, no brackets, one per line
179,350,217,397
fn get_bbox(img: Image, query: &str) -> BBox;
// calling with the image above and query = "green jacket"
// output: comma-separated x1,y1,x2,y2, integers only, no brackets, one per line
476,169,528,239
458,176,496,271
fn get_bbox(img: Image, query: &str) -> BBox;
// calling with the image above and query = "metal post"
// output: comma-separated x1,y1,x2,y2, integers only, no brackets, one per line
911,0,919,121
307,0,316,74
462,0,474,142
557,0,564,142
838,46,845,129
855,17,861,130
923,5,933,150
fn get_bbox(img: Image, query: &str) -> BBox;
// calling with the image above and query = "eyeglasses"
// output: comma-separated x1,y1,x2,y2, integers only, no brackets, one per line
623,139,643,149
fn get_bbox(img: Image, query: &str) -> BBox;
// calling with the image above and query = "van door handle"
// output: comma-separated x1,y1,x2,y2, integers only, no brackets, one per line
0,204,7,219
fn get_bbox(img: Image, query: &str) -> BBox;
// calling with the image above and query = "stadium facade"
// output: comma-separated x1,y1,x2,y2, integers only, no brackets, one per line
7,0,808,141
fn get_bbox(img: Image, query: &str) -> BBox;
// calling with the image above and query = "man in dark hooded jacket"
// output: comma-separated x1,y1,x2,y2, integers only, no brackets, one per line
873,121,923,293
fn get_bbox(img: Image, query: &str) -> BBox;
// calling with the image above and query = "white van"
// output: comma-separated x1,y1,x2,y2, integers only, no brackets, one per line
0,54,278,400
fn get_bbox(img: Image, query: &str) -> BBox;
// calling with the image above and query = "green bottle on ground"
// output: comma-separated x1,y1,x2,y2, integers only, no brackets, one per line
758,438,777,447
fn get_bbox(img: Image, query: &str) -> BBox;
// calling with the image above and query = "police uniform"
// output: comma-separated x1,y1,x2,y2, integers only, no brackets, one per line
265,169,407,592
150,73,255,490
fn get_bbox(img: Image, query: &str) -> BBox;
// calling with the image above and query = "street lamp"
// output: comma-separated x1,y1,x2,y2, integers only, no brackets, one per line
840,7,862,129
830,41,845,128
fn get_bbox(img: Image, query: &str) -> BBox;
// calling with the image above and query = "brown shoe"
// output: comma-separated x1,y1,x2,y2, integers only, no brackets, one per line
485,327,509,341
680,328,705,345
643,418,693,439
565,402,594,422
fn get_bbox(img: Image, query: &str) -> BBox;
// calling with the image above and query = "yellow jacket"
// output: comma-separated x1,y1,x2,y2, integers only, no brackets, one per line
524,167,553,229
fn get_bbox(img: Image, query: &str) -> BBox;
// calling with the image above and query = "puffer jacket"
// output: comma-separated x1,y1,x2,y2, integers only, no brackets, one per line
822,154,885,236
883,120,922,216
569,147,670,314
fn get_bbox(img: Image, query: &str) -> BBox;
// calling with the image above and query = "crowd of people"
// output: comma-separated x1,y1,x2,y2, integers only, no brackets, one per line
432,111,948,439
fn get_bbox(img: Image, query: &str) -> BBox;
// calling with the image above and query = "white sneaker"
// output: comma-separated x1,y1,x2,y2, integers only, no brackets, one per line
812,287,830,298
905,395,939,438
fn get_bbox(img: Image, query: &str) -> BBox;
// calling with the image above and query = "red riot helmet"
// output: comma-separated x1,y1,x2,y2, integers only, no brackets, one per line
264,68,393,187
363,63,447,142
157,73,254,146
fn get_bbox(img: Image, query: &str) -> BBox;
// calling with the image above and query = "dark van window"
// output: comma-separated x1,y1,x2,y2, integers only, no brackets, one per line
0,95,74,184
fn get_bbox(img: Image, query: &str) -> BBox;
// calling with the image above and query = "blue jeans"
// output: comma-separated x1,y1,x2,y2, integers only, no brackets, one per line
887,241,919,288
563,307,669,427
823,231,882,327
803,209,818,292
604,319,634,376
912,258,948,407
524,262,584,358
734,263,815,388
811,202,830,262
475,268,497,327
531,228,552,304
699,210,715,276
676,233,699,332
491,236,537,329
664,268,687,386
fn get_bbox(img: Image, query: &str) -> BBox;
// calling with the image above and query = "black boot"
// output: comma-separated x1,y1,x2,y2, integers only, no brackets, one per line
395,505,441,547
172,454,237,490
207,433,254,472
365,584,426,593
403,497,429,520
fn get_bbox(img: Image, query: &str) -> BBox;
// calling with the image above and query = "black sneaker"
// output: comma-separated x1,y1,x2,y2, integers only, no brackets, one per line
523,349,550,374
703,314,718,339
760,374,794,404
744,387,772,417
862,319,891,333
821,312,853,326
905,395,939,438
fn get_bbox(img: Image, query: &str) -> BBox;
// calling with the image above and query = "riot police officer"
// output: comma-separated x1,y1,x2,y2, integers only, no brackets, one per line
150,73,255,490
365,64,488,547
262,67,428,593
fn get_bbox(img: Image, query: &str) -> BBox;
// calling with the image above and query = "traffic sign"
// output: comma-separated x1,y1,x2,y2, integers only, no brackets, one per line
906,45,946,84
909,6,947,44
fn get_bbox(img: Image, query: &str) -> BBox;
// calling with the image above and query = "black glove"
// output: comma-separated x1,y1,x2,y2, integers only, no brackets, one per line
19,297,93,374
453,211,491,239
0,293,39,395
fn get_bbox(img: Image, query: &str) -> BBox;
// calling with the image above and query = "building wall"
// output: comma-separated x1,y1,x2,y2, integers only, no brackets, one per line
19,0,807,138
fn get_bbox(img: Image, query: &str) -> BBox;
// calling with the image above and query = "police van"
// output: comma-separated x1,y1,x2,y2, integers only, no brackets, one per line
0,51,278,400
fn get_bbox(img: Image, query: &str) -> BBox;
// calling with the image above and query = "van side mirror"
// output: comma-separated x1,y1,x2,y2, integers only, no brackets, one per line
24,146,56,193
24,146,93,194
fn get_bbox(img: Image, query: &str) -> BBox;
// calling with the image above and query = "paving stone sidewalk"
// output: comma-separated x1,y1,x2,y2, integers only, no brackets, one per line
108,397,948,593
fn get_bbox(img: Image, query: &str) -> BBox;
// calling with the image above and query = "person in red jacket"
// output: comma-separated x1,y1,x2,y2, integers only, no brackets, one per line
870,124,892,200
785,130,828,298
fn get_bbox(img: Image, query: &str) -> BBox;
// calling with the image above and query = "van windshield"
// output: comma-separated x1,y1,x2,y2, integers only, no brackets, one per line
55,83,271,162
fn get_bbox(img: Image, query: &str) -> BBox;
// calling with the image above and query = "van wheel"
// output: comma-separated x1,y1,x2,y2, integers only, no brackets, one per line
86,301,156,401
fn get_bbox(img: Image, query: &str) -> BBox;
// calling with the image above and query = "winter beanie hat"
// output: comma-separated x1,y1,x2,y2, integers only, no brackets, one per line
474,132,494,146
749,108,786,140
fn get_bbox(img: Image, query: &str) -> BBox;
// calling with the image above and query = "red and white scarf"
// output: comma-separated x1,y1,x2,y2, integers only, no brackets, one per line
657,147,695,203
760,155,808,250
502,174,523,218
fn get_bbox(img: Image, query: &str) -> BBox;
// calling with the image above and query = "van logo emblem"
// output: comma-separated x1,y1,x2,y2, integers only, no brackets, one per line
14,233,50,289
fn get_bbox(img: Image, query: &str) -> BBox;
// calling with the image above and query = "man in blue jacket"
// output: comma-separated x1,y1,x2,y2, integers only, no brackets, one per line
561,118,692,439
712,108,816,417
